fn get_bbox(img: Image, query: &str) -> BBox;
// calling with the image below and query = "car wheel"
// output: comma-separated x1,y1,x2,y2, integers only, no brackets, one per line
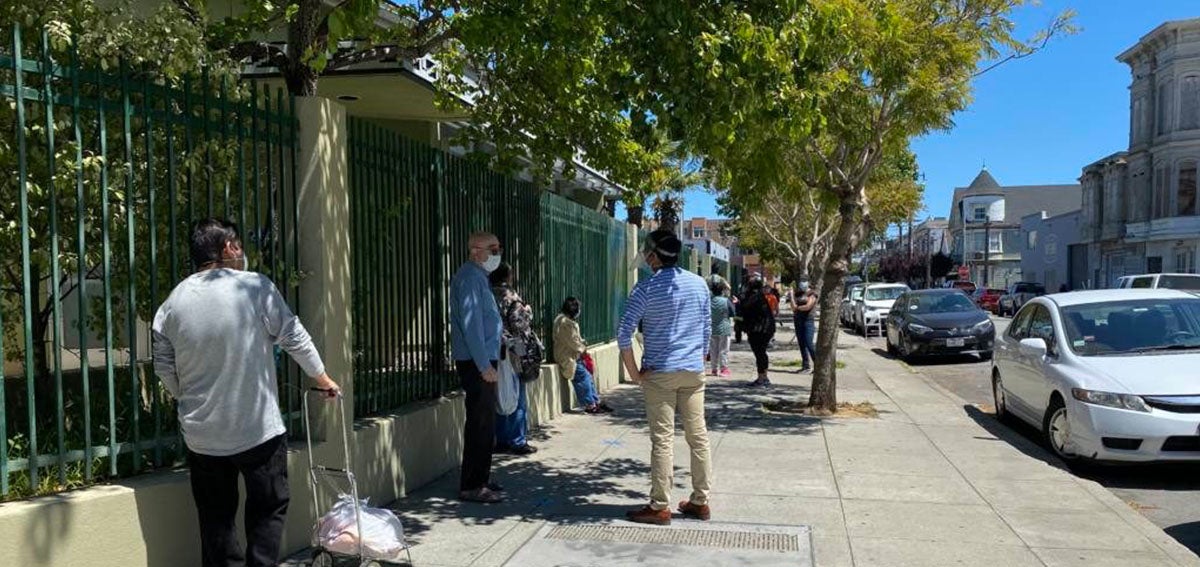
311,550,334,567
992,370,1012,424
1042,396,1081,465
886,332,898,356
978,350,993,361
900,337,915,363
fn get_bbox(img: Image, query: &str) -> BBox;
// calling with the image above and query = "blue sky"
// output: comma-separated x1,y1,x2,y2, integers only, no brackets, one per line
662,0,1199,226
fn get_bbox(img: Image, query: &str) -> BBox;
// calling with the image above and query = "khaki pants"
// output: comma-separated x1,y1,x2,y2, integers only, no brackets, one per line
642,371,712,510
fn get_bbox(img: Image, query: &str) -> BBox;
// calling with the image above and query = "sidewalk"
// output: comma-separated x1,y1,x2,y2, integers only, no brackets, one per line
290,324,1200,566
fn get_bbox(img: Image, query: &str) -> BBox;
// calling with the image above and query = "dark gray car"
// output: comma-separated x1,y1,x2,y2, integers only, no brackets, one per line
885,289,995,361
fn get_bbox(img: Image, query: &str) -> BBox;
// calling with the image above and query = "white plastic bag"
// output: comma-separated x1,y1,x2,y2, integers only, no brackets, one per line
315,494,409,561
495,356,520,415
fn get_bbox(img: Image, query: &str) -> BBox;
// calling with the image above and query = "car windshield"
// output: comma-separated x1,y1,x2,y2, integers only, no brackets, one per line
908,293,977,314
850,288,864,301
865,286,907,301
1060,298,1200,356
1158,275,1200,290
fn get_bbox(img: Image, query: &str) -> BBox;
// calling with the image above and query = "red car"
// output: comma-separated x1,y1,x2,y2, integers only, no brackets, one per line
971,288,1004,313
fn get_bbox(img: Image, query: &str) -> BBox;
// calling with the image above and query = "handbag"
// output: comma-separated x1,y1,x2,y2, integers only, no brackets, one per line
495,356,520,416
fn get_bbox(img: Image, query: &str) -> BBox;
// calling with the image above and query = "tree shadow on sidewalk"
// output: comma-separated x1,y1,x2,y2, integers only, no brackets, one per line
389,455,654,543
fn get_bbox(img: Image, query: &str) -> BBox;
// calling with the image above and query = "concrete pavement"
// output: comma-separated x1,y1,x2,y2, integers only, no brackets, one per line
917,315,1200,557
286,323,1200,566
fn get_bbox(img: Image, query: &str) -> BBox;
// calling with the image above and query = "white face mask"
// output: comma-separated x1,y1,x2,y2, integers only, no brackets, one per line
239,254,249,271
482,253,502,273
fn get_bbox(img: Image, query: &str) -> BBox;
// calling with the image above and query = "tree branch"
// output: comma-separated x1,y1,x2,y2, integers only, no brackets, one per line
973,13,1074,78
170,0,203,25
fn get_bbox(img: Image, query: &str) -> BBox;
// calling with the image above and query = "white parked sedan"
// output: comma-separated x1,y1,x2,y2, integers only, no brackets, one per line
854,283,909,336
992,289,1200,464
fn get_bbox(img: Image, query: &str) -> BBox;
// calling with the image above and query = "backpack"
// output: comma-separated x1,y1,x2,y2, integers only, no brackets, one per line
500,299,545,383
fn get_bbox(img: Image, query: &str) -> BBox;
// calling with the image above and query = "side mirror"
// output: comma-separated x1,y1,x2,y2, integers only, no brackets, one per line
1019,337,1048,357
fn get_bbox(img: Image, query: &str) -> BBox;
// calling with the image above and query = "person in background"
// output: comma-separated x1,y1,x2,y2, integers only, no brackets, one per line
790,281,818,373
450,231,505,504
741,277,776,388
733,272,752,344
554,297,614,415
489,263,539,456
709,281,735,378
152,218,339,567
619,230,713,526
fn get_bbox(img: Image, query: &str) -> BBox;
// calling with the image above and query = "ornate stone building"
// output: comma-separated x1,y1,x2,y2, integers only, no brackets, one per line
1082,18,1200,287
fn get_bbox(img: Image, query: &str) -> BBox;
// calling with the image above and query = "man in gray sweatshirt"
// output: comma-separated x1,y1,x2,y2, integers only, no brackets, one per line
152,218,339,567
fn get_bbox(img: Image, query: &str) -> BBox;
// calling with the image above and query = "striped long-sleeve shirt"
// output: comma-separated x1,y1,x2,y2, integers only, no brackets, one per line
618,267,712,374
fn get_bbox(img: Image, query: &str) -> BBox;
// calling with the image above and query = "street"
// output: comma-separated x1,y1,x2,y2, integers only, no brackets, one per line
889,315,1200,556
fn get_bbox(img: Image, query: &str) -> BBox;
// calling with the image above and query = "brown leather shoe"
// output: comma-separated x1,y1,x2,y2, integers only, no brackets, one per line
625,505,671,525
678,500,711,521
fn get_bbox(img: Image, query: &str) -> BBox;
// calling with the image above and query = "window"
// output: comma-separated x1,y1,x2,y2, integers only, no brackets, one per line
865,286,908,301
1158,274,1200,290
1062,298,1200,355
1179,163,1197,216
1159,81,1173,135
1182,76,1200,130
692,226,706,239
1177,249,1196,274
989,231,1003,254
1155,167,1171,219
1130,276,1154,289
1027,230,1038,250
971,231,987,255
1133,97,1145,142
1009,305,1035,340
1148,256,1164,274
1028,305,1057,354
972,206,988,222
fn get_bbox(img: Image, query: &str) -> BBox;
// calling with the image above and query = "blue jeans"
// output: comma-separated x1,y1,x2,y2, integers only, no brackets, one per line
495,380,528,449
795,315,816,367
572,361,600,407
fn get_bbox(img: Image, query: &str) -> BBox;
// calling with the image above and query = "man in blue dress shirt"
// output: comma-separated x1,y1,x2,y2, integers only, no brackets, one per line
618,230,713,525
450,231,505,503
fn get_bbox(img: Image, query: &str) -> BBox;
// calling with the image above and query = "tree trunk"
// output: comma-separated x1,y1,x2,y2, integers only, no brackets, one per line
627,203,644,228
808,199,862,413
30,270,55,414
284,0,322,97
284,64,319,97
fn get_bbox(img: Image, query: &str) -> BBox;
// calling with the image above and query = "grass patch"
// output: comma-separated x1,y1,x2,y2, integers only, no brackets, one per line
762,400,879,418
837,361,847,369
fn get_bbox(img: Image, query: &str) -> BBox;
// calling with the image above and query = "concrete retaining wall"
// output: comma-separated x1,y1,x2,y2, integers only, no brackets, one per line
0,343,625,567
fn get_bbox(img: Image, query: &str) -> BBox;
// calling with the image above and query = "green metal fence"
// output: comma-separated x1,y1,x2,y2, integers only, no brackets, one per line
541,192,629,347
347,118,628,418
0,24,300,500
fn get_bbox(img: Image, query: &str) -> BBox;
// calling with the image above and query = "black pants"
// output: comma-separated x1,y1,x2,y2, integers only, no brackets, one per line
187,434,289,567
748,332,772,373
734,321,743,343
457,360,497,492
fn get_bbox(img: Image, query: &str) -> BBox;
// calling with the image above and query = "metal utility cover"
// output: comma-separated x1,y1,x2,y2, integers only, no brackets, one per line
503,520,813,567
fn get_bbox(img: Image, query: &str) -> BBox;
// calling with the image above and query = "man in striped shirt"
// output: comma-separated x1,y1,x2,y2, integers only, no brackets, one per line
618,230,713,525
